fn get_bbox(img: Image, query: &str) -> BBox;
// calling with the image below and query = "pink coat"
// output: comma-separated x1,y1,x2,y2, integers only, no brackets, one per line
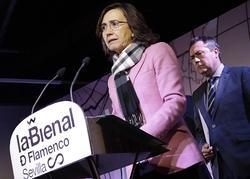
108,42,203,174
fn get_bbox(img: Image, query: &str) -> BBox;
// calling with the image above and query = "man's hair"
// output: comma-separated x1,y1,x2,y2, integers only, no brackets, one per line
190,36,220,50
96,2,160,56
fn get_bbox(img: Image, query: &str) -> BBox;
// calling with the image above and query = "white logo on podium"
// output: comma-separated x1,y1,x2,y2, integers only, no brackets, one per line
10,101,92,179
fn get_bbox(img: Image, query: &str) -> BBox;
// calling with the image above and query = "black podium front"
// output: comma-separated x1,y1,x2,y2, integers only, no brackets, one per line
36,115,167,179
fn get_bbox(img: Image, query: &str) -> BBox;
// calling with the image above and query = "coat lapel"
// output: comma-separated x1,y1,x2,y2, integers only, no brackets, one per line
128,53,146,83
195,82,213,127
211,67,230,119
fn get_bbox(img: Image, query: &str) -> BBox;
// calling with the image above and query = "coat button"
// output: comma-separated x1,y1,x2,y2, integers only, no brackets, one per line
212,124,216,128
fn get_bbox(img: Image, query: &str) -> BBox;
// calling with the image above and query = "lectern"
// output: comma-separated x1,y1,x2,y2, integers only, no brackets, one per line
9,101,167,179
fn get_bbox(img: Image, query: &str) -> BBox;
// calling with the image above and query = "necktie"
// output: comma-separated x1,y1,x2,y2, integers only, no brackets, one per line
208,77,217,116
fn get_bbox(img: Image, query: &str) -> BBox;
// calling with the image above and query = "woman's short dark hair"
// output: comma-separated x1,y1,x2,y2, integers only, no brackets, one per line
96,2,160,55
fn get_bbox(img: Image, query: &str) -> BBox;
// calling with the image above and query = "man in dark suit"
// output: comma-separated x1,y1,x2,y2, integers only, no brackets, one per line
189,36,250,179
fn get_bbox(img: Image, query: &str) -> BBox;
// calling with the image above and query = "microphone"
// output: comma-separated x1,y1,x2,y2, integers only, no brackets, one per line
70,57,90,102
31,67,66,114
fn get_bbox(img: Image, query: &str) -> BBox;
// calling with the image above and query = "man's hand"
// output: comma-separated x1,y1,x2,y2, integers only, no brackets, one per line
202,143,215,162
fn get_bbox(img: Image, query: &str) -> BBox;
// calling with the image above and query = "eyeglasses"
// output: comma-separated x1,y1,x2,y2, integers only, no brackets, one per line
101,20,128,32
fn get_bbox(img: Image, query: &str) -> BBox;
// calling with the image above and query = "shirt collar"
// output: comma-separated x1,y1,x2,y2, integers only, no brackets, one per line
214,63,224,77
207,63,224,80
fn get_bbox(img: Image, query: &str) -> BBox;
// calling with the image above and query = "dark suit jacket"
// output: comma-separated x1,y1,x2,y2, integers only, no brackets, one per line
193,66,250,179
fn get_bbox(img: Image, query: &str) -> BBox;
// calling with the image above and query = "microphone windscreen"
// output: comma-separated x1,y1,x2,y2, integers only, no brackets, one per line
81,57,90,65
56,67,66,78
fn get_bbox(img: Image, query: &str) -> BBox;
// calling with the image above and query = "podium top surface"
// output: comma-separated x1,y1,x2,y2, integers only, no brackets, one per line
95,114,166,148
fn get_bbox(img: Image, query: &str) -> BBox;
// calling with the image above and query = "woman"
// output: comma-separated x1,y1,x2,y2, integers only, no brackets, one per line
96,2,207,179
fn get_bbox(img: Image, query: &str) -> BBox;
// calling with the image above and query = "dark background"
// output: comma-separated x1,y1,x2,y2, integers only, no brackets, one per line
0,0,247,106
0,1,247,178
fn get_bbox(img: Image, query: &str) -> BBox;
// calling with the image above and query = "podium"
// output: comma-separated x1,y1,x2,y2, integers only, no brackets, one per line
9,101,167,179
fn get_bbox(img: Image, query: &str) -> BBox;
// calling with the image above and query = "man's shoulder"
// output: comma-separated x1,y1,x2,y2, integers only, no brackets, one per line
222,66,250,79
226,66,250,73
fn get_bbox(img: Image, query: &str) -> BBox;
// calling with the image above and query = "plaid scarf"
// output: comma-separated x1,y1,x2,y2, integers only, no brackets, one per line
111,43,145,75
112,43,145,127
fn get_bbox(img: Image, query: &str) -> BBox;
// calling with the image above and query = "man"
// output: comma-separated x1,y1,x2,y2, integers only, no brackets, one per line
190,36,250,179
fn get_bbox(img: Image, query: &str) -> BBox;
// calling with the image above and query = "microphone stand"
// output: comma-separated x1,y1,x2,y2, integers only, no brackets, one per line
31,75,58,114
70,57,90,102
31,67,66,114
